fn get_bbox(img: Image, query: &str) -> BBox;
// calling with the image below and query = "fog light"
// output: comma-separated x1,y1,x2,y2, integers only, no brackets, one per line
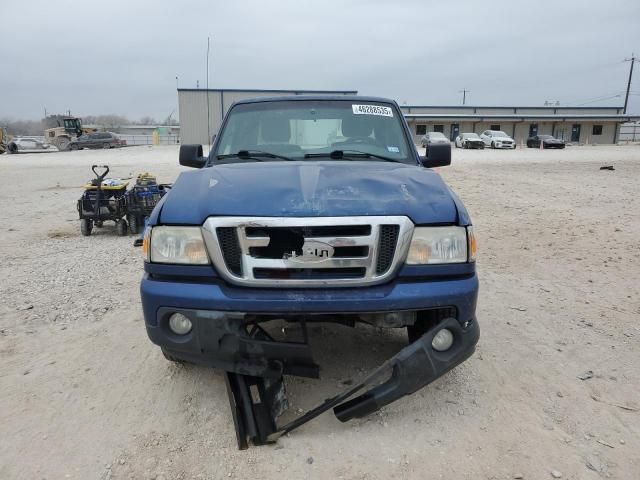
431,328,454,352
169,313,192,335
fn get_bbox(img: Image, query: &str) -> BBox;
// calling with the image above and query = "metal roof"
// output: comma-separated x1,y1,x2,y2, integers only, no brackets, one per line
177,88,358,94
403,113,639,121
232,94,389,105
400,105,622,111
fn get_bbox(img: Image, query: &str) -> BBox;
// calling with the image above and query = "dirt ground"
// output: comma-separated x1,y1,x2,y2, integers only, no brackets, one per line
1,144,639,480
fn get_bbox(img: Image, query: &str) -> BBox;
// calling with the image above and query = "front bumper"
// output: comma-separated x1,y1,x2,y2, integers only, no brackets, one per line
141,273,478,373
141,273,479,445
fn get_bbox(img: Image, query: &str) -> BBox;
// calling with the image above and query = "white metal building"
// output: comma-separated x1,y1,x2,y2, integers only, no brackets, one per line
177,89,638,145
401,105,638,145
178,88,357,144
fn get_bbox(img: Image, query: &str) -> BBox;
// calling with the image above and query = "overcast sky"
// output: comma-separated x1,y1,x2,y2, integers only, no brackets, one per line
3,0,639,121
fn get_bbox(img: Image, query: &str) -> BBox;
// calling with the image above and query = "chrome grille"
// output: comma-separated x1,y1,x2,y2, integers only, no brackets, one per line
202,216,414,287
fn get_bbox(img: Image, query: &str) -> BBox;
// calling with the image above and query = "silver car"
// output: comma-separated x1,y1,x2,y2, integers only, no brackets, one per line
6,137,51,154
420,131,450,147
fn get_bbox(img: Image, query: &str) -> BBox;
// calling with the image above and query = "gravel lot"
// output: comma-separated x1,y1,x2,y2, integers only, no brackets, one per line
1,145,639,480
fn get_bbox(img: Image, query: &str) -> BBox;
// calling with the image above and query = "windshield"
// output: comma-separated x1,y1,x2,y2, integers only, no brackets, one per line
428,132,446,138
214,100,413,164
491,131,509,137
539,135,553,139
462,133,480,139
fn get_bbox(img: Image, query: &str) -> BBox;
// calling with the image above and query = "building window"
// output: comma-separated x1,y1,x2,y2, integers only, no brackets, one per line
490,124,501,131
592,125,603,135
416,124,426,135
433,124,444,133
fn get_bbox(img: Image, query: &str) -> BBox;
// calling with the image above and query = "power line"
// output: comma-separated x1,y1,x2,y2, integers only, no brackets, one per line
574,92,625,107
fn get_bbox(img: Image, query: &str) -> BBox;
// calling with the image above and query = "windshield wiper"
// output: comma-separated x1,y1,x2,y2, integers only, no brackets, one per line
217,150,294,162
304,150,402,163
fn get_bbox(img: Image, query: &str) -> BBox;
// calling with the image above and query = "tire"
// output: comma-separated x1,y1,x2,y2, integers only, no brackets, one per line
491,141,496,149
70,144,79,151
80,218,92,236
162,348,188,364
116,219,128,236
55,137,70,151
103,143,110,149
128,214,138,235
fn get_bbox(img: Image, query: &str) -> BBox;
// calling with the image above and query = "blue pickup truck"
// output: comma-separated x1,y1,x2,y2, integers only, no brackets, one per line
140,96,479,448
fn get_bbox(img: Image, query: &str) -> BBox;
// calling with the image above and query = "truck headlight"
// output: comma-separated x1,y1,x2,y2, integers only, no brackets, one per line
406,226,473,264
148,226,210,264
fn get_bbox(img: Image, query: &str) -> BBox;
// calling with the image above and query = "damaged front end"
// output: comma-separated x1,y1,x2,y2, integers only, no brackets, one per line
151,308,479,449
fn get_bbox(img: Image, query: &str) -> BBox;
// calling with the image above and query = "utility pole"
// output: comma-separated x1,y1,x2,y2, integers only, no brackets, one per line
206,36,211,145
623,53,638,114
459,89,470,105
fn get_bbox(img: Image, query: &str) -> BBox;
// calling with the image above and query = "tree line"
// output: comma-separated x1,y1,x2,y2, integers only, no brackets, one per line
1,114,178,136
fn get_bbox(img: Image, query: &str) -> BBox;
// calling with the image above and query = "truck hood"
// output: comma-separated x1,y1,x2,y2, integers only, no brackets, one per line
159,161,459,225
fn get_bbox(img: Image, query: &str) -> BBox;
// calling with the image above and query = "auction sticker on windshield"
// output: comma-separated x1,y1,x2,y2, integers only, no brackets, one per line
352,104,393,117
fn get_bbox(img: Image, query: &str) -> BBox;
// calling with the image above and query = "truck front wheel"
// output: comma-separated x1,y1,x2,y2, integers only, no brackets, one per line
161,348,191,364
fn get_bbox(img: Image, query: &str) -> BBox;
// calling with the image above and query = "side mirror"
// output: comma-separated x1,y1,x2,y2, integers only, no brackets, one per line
179,144,206,168
420,142,451,168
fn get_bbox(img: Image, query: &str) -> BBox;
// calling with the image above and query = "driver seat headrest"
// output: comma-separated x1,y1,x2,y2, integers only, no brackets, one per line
260,116,291,143
341,115,373,138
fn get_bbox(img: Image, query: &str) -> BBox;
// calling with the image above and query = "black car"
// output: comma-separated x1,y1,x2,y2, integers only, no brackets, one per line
526,135,565,149
69,132,124,150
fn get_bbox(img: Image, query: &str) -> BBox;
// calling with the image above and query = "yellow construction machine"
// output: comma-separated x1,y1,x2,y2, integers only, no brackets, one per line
44,117,96,151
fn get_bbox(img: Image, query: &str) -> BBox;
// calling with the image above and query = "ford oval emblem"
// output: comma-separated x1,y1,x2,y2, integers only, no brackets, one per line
287,240,335,263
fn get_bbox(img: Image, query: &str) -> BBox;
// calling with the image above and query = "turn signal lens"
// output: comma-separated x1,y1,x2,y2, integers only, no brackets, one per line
467,226,477,262
142,227,151,262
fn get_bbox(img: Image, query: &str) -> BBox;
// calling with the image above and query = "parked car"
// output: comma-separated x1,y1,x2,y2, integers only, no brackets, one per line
68,132,125,150
6,137,51,153
480,130,516,149
526,134,566,149
420,131,450,147
140,95,479,449
455,133,485,149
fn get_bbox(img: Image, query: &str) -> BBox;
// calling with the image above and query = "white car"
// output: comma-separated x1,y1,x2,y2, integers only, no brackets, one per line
455,133,485,149
420,131,450,147
479,130,516,149
6,137,51,153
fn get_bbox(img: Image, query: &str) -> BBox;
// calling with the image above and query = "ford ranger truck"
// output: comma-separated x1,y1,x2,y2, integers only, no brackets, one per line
140,96,479,448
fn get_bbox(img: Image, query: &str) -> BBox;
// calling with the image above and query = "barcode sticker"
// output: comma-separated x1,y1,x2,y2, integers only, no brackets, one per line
352,104,393,117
